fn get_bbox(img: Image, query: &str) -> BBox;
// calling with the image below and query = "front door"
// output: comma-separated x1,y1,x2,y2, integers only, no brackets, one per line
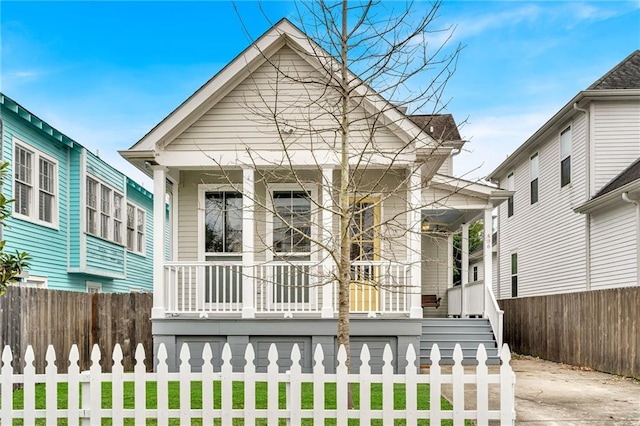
349,197,380,312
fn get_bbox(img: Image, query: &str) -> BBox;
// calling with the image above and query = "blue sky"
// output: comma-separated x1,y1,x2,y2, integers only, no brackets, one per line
2,1,639,187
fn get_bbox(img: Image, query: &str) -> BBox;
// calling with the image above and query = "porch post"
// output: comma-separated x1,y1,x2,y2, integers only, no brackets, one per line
321,167,334,318
242,167,255,318
461,223,470,318
483,206,493,315
151,165,167,319
408,165,422,318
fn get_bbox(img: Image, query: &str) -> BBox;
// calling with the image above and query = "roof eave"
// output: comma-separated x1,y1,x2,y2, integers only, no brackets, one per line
574,179,640,213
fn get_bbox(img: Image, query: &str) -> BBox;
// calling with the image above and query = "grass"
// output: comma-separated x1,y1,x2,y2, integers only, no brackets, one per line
6,381,468,425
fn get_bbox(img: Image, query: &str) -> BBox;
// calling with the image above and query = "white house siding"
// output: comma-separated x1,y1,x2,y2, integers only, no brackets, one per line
592,100,640,193
590,203,638,289
497,112,589,298
167,46,403,154
421,233,449,317
469,259,483,283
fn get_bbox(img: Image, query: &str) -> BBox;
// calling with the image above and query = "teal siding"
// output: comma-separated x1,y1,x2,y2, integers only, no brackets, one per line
86,151,125,192
113,183,154,292
1,94,158,293
68,149,82,268
85,235,126,277
1,108,76,291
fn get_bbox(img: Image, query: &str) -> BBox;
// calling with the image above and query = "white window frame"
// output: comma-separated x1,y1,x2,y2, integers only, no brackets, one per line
197,184,244,260
13,139,58,228
86,281,102,293
530,153,539,205
506,172,514,218
19,274,48,289
266,184,318,261
560,126,572,187
85,174,124,245
126,201,146,255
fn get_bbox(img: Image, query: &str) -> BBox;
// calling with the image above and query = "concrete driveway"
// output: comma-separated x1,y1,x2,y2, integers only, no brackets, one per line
440,355,640,425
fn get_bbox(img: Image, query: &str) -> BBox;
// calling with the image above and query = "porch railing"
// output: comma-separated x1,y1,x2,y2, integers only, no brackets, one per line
163,261,411,316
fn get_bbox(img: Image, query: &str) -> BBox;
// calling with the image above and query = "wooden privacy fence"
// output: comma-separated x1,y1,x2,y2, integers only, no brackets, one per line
1,342,516,425
0,286,153,373
500,286,640,379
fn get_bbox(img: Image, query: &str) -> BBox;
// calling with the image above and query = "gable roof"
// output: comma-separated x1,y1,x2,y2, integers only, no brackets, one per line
587,50,640,90
121,18,439,160
487,50,640,182
408,114,462,142
593,157,640,199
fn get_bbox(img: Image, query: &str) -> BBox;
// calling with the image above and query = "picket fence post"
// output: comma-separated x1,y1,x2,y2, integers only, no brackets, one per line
1,346,13,425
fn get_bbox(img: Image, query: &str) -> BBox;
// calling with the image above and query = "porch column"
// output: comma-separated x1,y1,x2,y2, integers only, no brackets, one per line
242,167,255,318
408,166,422,318
321,167,334,318
483,207,493,314
461,223,470,318
151,165,167,319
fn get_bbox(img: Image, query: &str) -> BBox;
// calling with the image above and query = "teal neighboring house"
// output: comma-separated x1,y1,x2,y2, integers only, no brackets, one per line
1,93,155,293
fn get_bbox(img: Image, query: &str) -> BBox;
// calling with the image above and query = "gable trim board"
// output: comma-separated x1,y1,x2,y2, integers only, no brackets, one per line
120,19,444,177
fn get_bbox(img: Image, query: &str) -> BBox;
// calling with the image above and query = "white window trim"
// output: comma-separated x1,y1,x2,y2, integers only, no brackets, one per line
85,173,124,245
560,126,572,188
13,138,59,229
266,183,318,261
349,192,385,262
126,201,146,256
19,274,48,289
86,281,102,293
197,184,243,261
530,153,539,205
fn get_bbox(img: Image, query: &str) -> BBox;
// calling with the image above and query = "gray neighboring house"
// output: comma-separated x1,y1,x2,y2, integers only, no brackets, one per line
120,19,511,372
488,50,640,299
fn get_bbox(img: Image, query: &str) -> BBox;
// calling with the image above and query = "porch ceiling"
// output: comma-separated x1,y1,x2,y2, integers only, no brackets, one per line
421,209,481,231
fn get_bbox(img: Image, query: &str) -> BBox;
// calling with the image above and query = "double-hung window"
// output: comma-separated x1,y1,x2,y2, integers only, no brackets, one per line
511,253,518,297
530,153,539,204
14,142,57,226
273,191,311,255
126,203,146,254
560,127,571,187
507,173,514,217
86,176,123,244
204,192,243,254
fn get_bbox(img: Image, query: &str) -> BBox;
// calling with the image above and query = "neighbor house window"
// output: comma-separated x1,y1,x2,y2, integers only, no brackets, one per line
204,192,242,253
473,266,478,282
530,153,539,204
126,203,146,254
86,281,102,293
507,173,514,217
273,191,311,254
14,142,57,226
560,127,571,187
511,253,518,297
86,176,124,243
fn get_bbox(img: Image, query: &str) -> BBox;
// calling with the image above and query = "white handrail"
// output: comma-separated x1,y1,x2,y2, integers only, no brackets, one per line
484,285,504,349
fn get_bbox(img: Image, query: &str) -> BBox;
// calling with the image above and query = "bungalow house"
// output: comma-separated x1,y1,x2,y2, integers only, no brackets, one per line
1,93,156,293
120,19,511,372
487,50,640,298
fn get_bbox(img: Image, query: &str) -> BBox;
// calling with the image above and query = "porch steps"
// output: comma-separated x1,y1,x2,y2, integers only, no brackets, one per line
419,318,500,366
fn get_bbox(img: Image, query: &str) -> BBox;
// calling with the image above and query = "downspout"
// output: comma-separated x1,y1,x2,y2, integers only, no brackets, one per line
622,192,640,286
574,102,591,290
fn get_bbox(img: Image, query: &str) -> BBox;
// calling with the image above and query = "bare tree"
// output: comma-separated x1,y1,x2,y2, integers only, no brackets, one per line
208,0,462,373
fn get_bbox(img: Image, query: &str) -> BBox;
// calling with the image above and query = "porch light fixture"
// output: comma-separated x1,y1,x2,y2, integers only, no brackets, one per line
421,221,448,233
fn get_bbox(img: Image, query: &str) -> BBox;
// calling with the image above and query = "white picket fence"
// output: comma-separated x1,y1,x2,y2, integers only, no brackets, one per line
0,342,516,425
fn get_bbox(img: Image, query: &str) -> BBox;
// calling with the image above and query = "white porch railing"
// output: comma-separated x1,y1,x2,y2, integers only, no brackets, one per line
447,281,504,348
164,261,411,316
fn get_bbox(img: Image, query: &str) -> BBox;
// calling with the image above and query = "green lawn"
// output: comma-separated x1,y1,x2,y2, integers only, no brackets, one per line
7,381,467,425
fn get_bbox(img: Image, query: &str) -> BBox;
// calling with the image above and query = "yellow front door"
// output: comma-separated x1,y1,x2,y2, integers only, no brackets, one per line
349,197,380,312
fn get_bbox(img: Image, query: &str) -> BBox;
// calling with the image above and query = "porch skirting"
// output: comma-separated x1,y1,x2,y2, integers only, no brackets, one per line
152,318,422,374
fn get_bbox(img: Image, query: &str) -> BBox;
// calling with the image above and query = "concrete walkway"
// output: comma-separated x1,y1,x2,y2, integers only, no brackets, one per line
441,355,640,425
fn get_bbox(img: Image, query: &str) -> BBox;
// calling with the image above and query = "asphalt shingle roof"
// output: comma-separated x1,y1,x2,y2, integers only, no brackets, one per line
594,157,640,199
587,50,640,90
408,114,462,141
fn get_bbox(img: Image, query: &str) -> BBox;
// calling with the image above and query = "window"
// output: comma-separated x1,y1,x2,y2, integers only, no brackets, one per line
560,127,571,187
204,192,242,253
511,253,518,297
273,191,311,254
350,198,380,262
86,177,98,234
86,176,124,244
473,266,478,282
14,142,57,226
113,193,123,244
507,173,514,217
86,281,102,293
18,274,48,289
126,203,146,254
530,153,539,204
